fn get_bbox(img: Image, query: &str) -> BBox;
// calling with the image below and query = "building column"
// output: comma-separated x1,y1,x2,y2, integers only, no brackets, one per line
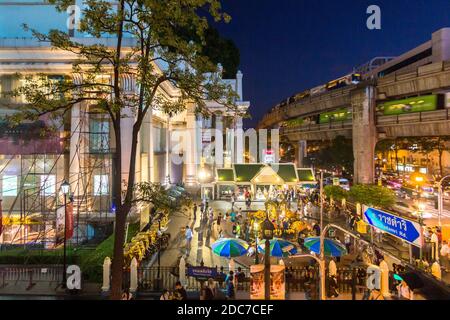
352,86,377,184
164,117,171,185
148,109,155,183
297,140,307,168
236,70,243,101
185,108,201,186
69,101,86,203
235,117,244,164
120,106,134,186
215,114,224,168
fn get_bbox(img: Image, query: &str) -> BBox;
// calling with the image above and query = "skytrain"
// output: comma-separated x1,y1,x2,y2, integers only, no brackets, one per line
272,73,361,112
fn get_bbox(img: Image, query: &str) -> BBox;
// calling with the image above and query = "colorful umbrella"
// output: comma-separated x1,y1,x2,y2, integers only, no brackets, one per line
212,238,249,258
258,238,298,257
304,237,348,257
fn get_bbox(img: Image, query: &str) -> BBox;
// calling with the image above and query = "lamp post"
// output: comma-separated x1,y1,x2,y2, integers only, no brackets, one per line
319,170,326,301
60,180,70,289
438,175,450,227
261,214,274,300
253,221,260,264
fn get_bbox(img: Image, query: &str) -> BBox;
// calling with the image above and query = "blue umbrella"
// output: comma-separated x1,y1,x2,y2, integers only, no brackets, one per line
304,237,348,257
212,238,249,258
258,238,298,257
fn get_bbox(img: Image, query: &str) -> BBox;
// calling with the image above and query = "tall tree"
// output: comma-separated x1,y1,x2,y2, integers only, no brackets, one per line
5,0,238,299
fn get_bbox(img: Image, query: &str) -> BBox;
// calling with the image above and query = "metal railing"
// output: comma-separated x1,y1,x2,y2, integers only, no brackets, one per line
281,120,353,135
377,109,450,126
0,265,62,290
136,266,364,294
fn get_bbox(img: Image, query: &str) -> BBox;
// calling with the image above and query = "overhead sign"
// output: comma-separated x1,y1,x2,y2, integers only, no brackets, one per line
363,206,422,247
187,266,218,280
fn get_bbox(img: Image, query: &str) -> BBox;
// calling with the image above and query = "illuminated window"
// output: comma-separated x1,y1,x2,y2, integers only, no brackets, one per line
40,175,56,196
94,175,109,196
2,175,17,196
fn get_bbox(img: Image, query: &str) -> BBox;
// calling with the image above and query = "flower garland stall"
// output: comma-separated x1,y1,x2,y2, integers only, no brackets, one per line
123,214,170,267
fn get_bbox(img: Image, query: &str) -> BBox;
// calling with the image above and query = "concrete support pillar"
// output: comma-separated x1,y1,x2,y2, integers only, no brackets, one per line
215,114,224,168
235,117,244,164
352,86,377,184
297,140,307,168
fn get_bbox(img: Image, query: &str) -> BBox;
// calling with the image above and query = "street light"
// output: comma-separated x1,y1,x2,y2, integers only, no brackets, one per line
60,180,70,289
261,214,274,300
253,221,260,264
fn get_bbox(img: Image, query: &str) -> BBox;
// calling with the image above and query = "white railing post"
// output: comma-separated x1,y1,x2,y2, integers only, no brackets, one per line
101,257,111,293
130,258,138,293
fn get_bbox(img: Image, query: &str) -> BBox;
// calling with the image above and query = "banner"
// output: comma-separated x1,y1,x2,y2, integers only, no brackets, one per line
55,205,65,245
250,265,265,300
66,202,74,240
270,265,285,300
55,202,74,245
250,265,285,300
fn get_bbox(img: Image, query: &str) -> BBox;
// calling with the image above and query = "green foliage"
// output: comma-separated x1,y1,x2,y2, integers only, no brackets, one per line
79,223,139,283
134,182,192,216
324,185,348,201
349,184,395,208
0,248,80,265
202,27,240,79
305,136,354,174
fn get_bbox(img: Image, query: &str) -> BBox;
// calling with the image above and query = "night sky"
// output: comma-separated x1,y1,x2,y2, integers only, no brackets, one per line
214,0,450,128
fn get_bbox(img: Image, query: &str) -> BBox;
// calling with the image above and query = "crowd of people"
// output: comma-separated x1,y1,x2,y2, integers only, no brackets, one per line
155,182,450,301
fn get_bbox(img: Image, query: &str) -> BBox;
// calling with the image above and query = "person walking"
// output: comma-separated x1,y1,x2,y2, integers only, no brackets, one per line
235,223,241,239
217,212,223,227
200,201,205,216
225,271,235,299
344,233,352,254
193,203,198,222
208,207,214,226
185,226,193,251
231,193,236,210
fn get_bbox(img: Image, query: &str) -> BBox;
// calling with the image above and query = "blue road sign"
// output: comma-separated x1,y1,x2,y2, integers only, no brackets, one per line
363,206,422,247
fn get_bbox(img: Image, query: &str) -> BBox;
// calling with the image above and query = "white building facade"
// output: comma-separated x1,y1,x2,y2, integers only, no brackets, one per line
0,1,249,245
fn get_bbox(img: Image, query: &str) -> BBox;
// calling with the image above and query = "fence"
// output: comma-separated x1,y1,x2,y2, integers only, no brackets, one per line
136,266,367,295
0,265,63,290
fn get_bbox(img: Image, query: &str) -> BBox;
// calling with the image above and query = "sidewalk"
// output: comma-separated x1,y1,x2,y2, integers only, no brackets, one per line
155,200,289,269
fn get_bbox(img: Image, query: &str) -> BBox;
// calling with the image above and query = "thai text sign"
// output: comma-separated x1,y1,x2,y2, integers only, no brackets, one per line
187,266,217,280
363,206,422,247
